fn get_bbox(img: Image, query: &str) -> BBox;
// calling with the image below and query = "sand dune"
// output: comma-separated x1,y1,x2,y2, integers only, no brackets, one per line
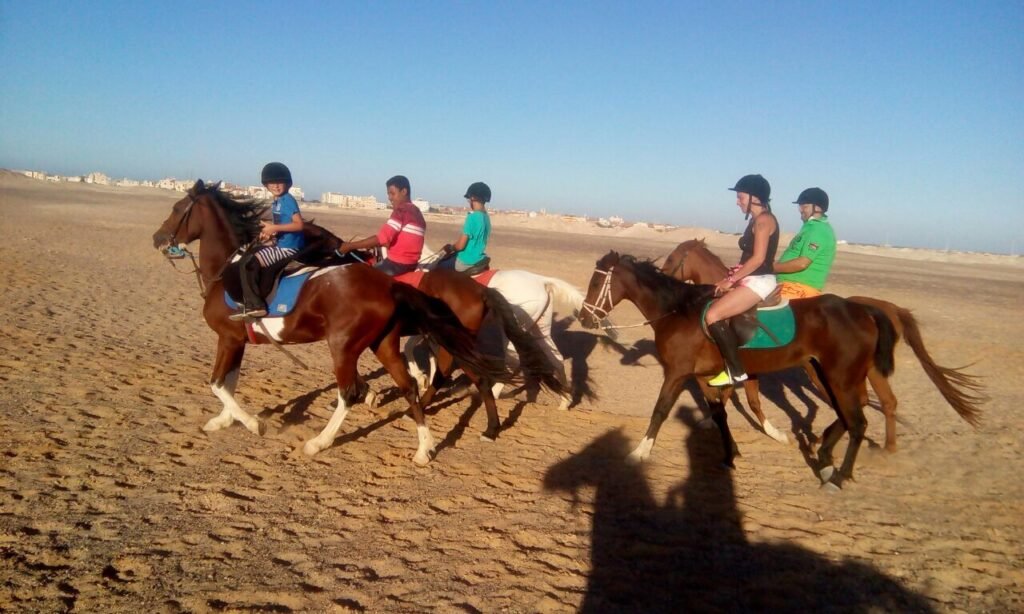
1,171,1022,611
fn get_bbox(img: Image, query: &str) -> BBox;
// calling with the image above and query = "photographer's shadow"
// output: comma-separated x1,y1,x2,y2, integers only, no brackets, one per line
543,409,935,612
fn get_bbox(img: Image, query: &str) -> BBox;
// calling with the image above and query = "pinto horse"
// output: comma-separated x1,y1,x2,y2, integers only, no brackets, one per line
151,180,509,465
662,239,985,450
580,251,899,489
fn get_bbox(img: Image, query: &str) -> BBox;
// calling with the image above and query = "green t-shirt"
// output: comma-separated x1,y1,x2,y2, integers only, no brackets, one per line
776,216,836,290
457,209,491,266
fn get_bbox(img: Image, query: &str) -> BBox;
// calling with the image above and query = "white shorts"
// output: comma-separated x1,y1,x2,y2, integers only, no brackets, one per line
737,274,777,300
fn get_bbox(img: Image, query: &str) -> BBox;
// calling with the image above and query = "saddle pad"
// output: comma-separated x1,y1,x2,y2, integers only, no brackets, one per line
394,270,426,288
743,305,796,349
471,268,499,286
701,301,797,349
224,270,313,317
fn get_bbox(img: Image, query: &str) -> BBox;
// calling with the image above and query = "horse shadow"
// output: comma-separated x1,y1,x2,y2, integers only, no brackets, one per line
542,413,936,613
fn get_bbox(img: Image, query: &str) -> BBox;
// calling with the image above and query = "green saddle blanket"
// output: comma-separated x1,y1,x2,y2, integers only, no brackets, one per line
703,301,796,349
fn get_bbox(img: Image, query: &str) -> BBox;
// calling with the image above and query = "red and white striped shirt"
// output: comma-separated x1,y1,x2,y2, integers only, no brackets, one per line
376,202,426,265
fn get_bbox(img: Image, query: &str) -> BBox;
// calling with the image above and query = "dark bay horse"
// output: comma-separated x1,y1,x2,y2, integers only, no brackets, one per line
580,251,898,489
151,180,508,465
662,239,985,450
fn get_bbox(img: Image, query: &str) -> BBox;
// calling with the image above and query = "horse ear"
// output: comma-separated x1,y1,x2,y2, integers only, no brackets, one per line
191,179,205,195
210,181,222,191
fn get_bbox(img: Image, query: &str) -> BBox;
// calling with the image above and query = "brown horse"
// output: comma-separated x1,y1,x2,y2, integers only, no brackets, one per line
580,251,899,489
302,224,567,431
151,180,509,465
662,239,985,450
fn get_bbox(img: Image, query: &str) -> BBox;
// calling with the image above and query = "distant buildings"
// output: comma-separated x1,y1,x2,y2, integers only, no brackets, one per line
16,169,303,201
321,192,380,209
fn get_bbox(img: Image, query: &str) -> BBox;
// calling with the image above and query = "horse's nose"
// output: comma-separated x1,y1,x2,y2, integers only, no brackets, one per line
153,231,171,250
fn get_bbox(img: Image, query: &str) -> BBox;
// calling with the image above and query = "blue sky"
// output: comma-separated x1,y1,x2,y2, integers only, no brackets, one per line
2,1,1022,254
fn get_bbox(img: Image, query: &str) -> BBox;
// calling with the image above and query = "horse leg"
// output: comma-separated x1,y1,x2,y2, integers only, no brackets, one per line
815,418,847,485
867,367,898,452
355,373,378,409
378,333,435,465
303,342,361,456
459,368,502,442
825,392,869,489
418,348,454,408
697,379,740,467
403,335,429,393
742,376,788,444
204,340,264,436
627,373,687,464
533,312,572,411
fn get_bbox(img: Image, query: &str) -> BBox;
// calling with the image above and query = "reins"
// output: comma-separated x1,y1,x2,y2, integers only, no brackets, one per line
163,245,208,298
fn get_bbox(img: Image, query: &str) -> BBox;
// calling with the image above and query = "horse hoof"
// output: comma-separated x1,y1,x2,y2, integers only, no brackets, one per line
557,399,571,411
365,390,379,409
479,434,496,443
412,451,432,466
762,420,789,444
818,466,835,483
820,481,841,493
303,440,323,456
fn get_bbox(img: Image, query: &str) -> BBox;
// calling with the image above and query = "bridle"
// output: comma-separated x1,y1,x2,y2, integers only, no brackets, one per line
160,193,208,297
581,266,615,322
581,262,676,331
663,248,689,281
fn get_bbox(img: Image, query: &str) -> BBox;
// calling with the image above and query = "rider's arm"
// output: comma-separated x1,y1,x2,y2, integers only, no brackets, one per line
261,213,303,238
451,234,469,252
774,256,811,274
339,235,382,253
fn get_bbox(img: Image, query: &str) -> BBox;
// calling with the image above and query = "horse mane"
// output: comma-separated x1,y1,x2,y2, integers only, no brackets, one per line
621,255,715,315
197,181,268,244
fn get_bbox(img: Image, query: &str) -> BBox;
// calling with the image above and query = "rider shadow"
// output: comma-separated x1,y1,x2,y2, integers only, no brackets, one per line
542,417,936,613
551,317,601,407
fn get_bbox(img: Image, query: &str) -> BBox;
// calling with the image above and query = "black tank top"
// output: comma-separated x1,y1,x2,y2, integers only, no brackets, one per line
738,215,779,276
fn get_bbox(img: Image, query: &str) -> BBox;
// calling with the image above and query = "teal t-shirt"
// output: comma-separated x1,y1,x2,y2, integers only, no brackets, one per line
776,216,836,290
457,210,491,266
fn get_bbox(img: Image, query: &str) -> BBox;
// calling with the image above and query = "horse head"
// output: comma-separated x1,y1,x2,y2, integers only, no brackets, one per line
152,179,209,253
580,250,625,329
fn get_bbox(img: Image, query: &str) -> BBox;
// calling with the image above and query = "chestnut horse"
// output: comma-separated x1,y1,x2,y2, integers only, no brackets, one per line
152,180,509,465
580,251,898,489
662,239,985,450
301,226,568,421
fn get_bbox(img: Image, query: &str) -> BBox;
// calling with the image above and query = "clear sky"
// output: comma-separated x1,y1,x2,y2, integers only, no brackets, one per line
2,1,1022,254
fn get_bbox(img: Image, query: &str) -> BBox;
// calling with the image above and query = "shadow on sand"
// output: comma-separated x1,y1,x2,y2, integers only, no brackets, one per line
543,409,935,613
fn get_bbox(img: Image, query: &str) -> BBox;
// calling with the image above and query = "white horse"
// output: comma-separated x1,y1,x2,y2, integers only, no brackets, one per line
402,245,586,411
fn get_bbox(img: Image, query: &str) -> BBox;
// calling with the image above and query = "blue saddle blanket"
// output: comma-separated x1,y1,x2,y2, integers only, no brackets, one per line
225,271,313,317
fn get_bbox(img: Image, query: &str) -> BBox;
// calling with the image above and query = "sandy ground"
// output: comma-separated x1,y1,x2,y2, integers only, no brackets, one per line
1,171,1022,613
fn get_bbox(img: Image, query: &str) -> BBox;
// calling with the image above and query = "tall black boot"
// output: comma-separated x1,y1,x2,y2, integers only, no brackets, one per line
707,321,748,386
236,254,267,319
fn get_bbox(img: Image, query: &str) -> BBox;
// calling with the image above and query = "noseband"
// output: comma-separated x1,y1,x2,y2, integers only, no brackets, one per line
159,193,207,297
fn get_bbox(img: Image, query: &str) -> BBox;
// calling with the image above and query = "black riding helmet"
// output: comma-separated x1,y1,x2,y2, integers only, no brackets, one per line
728,174,771,205
464,181,491,203
793,187,829,212
261,162,292,189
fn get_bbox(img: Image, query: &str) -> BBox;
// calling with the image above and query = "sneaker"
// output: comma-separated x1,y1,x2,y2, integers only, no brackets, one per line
708,371,748,387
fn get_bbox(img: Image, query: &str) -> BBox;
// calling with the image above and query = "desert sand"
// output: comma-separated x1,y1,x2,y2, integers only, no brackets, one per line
1,170,1022,612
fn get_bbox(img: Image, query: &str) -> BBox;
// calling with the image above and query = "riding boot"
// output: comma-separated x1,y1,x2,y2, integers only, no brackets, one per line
233,254,267,320
707,321,748,386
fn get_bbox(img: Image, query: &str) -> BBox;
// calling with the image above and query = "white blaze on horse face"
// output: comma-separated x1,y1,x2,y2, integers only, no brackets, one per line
303,392,350,456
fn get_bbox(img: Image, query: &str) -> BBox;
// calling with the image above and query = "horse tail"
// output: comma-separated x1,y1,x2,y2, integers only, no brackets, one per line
389,283,508,384
539,275,586,316
483,287,567,396
895,304,986,426
864,304,898,378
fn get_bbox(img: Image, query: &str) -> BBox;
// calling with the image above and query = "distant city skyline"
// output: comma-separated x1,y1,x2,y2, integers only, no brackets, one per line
1,2,1021,254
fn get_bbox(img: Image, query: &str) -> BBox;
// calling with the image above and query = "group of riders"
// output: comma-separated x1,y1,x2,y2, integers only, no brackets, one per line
236,162,837,391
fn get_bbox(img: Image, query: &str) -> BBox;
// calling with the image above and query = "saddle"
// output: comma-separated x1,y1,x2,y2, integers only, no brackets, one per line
223,256,317,318
703,294,796,350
